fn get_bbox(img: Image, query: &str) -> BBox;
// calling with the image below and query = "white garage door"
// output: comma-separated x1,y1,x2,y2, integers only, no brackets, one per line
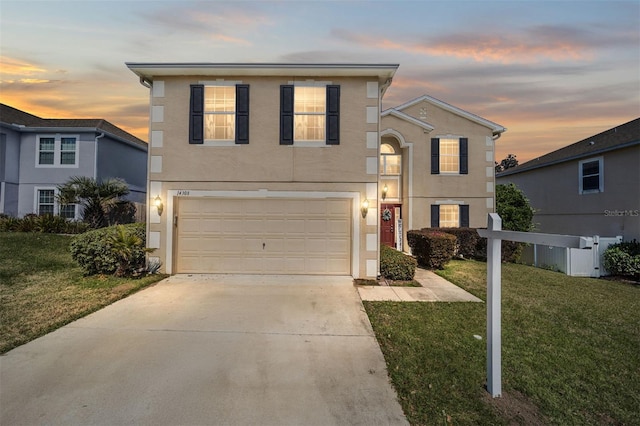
175,198,351,275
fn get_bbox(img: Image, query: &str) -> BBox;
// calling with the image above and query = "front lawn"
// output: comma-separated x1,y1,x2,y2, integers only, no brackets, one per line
365,260,640,425
0,232,166,354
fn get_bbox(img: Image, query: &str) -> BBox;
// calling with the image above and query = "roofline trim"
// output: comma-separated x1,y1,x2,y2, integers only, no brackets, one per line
388,94,506,134
497,139,640,177
0,123,147,151
125,62,399,80
381,108,435,131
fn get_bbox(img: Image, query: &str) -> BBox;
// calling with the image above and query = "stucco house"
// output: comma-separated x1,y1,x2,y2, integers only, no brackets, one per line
127,62,399,278
0,104,147,219
497,118,639,241
380,95,506,251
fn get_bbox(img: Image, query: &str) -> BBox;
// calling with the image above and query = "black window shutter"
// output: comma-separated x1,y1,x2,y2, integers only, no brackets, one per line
431,138,440,174
189,84,204,144
326,85,340,145
460,205,470,227
460,138,468,174
431,205,440,227
235,84,249,144
280,85,294,145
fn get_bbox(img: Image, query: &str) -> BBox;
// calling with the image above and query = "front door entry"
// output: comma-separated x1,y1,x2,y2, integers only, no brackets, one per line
380,204,401,248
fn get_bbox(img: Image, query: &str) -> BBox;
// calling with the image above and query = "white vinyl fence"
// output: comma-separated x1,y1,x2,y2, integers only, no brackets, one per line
520,236,623,277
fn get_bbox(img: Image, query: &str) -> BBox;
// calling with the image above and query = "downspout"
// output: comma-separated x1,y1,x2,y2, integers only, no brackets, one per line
139,77,152,89
491,131,502,212
94,132,105,180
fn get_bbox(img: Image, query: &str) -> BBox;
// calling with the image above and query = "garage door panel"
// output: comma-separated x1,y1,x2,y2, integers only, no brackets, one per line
176,198,351,275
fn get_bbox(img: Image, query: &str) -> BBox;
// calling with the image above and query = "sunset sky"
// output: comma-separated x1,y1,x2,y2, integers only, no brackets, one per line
1,0,638,163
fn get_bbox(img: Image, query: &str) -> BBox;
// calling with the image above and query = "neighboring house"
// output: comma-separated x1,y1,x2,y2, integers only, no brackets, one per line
497,118,640,241
0,104,148,219
127,62,398,278
380,95,506,251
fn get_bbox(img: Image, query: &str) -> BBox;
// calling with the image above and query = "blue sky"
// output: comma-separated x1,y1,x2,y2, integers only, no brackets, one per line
1,0,638,162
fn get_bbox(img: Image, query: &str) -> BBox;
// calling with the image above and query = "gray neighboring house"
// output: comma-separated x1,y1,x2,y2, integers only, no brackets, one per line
0,104,148,219
497,118,639,242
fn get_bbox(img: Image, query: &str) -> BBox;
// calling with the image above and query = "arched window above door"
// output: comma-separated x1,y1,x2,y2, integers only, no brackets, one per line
380,143,401,175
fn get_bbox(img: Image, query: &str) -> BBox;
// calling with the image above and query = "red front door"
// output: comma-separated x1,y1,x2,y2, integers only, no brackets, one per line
380,204,400,248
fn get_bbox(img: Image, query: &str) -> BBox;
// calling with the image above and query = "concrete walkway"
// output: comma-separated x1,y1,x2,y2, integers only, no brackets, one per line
1,275,408,426
357,268,482,302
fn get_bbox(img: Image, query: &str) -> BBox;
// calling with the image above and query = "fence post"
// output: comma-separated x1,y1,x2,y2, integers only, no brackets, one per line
487,213,502,397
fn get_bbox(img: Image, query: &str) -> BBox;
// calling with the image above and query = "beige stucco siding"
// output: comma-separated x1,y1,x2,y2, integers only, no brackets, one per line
381,99,498,250
146,74,381,277
151,76,374,183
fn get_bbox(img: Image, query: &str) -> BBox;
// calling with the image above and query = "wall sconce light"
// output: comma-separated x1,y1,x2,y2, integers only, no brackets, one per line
154,195,163,216
381,184,388,200
361,199,369,218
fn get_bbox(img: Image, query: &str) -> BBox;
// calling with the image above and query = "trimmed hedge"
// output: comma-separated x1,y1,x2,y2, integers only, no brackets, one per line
603,240,640,280
70,223,147,276
427,227,522,263
407,230,456,270
380,244,417,280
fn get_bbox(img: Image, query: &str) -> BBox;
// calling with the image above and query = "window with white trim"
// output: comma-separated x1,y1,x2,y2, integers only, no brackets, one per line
579,157,603,194
380,144,401,175
204,86,236,141
280,84,340,146
37,189,55,215
294,86,326,142
36,135,78,167
189,83,249,145
439,138,459,173
35,188,77,219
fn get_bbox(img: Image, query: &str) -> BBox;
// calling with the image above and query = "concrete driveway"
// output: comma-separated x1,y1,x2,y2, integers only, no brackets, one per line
0,275,408,426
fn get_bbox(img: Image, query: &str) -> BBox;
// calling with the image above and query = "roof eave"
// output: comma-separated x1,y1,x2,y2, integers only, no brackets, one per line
392,95,506,133
382,108,435,132
498,139,640,177
125,62,399,82
3,125,147,150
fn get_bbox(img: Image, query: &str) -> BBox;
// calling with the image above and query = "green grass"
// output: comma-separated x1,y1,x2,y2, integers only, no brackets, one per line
0,232,166,354
365,260,640,425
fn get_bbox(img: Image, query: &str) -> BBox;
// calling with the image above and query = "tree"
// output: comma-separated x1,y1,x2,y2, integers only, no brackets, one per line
495,154,519,173
57,176,132,228
496,183,534,232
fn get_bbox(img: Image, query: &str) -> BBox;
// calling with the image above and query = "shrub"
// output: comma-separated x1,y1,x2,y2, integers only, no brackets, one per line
429,227,480,259
380,244,417,280
407,230,456,270
70,223,148,276
0,214,90,234
603,240,640,280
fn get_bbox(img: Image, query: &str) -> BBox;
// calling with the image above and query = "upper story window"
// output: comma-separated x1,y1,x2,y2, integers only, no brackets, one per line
36,135,78,167
439,138,459,173
380,144,401,175
431,137,468,175
189,84,249,145
579,157,603,194
204,86,236,141
294,86,326,141
280,84,340,146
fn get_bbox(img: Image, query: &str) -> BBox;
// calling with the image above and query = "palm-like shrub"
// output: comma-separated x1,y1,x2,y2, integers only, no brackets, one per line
57,176,133,229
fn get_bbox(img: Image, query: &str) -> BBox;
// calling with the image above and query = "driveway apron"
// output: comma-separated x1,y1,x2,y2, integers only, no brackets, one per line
0,275,408,426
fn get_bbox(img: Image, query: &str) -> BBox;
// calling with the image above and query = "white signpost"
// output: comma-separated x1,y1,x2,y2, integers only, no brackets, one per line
477,213,593,398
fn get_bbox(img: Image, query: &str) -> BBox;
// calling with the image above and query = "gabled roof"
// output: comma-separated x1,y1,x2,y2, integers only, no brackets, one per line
381,109,435,132
384,94,506,135
498,118,640,177
0,103,147,149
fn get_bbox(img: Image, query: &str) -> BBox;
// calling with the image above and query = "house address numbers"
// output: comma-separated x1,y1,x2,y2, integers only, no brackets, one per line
176,190,190,196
